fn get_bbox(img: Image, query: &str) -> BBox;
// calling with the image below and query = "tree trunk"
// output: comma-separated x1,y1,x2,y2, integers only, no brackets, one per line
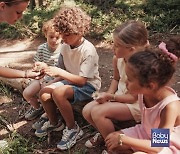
29,0,36,10
38,0,43,7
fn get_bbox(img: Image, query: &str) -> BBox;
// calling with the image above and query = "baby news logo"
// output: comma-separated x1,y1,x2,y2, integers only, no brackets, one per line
151,129,170,147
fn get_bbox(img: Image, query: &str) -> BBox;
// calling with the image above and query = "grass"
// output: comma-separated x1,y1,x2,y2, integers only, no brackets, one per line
1,132,34,154
0,0,179,40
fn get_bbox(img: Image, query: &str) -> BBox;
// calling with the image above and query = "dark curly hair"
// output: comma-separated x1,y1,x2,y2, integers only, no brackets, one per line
53,6,91,35
128,48,178,88
164,35,180,58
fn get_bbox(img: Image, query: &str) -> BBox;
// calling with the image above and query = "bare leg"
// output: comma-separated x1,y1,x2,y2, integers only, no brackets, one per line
91,102,133,139
82,100,101,129
52,85,75,129
39,85,58,125
23,80,41,109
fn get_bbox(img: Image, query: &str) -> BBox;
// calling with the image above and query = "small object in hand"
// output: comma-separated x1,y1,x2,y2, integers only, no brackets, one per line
33,65,42,72
33,62,48,72
92,91,99,100
118,134,125,146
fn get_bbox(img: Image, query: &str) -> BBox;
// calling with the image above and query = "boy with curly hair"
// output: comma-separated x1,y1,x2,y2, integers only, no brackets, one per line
35,6,101,150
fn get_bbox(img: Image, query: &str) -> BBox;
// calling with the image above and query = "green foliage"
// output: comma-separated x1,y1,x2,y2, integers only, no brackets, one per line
1,132,34,154
0,0,179,40
0,114,11,133
77,0,179,40
0,0,62,39
0,81,12,98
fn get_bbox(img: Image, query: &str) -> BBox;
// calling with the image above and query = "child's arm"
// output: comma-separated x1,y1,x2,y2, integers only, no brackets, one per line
95,92,137,104
107,56,120,94
158,100,179,130
105,131,162,153
44,66,87,86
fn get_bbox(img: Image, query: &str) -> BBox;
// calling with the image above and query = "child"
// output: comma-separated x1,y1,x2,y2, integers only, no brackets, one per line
35,6,101,150
105,47,180,154
23,19,61,121
83,20,149,148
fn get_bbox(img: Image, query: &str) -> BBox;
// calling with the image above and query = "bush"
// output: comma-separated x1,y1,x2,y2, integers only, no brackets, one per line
0,0,179,40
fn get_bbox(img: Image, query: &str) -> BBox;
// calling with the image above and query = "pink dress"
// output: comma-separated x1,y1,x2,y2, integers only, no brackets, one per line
122,87,180,154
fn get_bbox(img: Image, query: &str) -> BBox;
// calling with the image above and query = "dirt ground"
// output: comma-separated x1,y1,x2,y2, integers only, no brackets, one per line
0,33,180,154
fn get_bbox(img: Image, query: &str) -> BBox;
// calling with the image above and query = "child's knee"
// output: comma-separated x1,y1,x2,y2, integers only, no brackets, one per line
82,104,92,119
39,89,51,102
52,85,72,102
23,88,30,99
91,105,106,121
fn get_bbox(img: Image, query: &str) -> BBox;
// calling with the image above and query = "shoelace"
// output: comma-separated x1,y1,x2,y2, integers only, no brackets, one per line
92,133,100,142
42,121,51,129
61,127,72,141
37,118,46,124
28,108,35,114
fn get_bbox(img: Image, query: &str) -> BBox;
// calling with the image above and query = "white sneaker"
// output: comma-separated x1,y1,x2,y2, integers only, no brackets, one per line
85,132,104,148
57,121,84,150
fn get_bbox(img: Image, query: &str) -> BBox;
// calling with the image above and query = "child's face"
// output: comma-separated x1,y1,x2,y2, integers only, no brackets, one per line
125,63,144,95
0,2,28,24
61,33,82,47
113,39,133,59
46,31,60,51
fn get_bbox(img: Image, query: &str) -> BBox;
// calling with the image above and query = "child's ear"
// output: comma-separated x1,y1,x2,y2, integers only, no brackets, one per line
148,82,158,90
130,47,136,53
0,2,6,11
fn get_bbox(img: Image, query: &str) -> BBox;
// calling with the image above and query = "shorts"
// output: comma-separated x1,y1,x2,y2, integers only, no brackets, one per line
51,80,96,104
126,102,141,122
122,124,149,152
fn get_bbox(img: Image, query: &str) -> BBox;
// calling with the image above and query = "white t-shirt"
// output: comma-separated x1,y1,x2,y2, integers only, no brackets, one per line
58,38,101,90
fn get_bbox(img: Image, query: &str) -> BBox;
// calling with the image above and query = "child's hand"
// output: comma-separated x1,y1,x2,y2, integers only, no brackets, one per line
25,70,45,79
44,66,62,77
105,131,121,151
33,62,48,72
94,92,111,104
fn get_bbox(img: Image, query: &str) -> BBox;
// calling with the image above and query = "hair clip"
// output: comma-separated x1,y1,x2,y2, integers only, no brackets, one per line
158,42,178,62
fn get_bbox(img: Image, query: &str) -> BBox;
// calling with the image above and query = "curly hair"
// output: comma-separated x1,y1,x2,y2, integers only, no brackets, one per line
164,35,180,58
53,7,91,35
128,48,177,88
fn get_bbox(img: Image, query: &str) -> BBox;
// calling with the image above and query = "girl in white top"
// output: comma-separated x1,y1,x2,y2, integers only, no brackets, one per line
83,20,149,148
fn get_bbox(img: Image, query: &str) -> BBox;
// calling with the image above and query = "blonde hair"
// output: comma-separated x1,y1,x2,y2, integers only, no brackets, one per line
42,19,58,37
113,20,148,49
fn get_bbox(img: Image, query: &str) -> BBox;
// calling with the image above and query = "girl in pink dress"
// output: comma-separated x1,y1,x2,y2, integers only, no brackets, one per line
105,46,180,154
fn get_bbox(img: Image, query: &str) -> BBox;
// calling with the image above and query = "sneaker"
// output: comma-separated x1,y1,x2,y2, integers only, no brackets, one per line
35,120,65,138
57,122,84,150
25,106,44,120
32,116,48,130
102,150,108,154
85,132,104,148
